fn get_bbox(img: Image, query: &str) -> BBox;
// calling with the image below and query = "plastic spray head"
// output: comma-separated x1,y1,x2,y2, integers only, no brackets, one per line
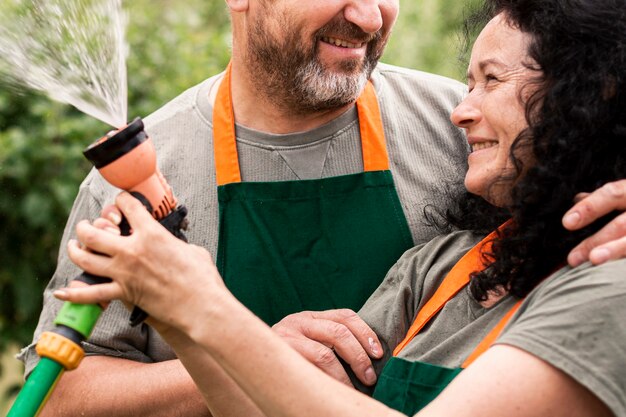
83,117,177,220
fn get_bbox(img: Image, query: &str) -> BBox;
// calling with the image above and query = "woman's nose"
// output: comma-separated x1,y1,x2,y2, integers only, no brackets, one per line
450,96,482,128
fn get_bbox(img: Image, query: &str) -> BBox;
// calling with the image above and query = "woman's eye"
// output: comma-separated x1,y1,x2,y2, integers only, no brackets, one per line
485,74,499,82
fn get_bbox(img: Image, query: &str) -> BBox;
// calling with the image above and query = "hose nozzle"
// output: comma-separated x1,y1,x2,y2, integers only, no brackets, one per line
82,117,187,327
83,118,176,219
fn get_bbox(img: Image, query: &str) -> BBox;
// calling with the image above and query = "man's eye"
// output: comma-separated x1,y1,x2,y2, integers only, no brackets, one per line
485,74,499,82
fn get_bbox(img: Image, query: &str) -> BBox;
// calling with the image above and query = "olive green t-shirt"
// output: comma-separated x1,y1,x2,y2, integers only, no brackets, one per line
358,230,626,416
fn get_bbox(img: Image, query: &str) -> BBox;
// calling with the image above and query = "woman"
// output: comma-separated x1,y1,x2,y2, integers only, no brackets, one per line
56,0,626,415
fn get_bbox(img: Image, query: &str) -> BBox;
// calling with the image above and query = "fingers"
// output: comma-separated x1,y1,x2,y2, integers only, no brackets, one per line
277,325,354,386
307,310,380,386
74,220,123,257
61,204,125,308
67,238,116,278
563,180,626,230
273,310,380,386
573,192,590,204
563,180,626,266
74,192,158,256
101,204,123,227
92,217,121,235
114,192,157,230
567,212,626,266
310,309,382,359
54,282,123,305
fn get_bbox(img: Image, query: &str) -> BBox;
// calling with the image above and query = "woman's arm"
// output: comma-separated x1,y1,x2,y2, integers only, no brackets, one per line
420,345,612,417
176,292,401,417
152,325,267,417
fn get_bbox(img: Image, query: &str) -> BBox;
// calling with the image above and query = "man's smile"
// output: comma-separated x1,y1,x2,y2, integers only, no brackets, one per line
320,36,364,49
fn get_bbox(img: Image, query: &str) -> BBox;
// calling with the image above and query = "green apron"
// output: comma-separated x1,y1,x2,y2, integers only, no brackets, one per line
212,64,413,325
373,226,523,415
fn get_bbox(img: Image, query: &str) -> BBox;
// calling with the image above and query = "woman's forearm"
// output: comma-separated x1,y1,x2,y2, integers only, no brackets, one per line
160,326,267,417
183,291,401,417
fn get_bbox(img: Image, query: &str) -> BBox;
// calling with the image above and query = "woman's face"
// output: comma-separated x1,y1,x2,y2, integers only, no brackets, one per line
450,13,539,207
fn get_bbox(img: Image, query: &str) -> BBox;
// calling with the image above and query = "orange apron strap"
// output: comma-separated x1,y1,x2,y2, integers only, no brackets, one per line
392,228,501,356
356,81,390,172
213,68,389,185
461,298,523,368
213,63,242,186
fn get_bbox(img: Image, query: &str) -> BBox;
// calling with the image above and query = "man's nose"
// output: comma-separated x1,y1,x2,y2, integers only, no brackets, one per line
344,0,384,34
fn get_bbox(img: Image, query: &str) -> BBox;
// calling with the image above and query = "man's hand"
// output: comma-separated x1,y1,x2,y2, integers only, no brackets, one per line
272,309,383,387
564,179,626,266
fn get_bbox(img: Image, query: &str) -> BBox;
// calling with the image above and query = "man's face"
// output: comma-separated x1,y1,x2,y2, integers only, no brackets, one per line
244,0,398,114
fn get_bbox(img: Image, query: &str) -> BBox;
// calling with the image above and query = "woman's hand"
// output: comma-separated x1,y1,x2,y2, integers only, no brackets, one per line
564,179,626,266
54,192,223,332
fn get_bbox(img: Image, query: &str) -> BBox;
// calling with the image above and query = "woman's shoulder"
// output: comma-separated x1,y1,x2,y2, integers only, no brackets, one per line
399,230,485,265
508,257,626,335
362,231,485,314
380,231,486,296
531,258,626,300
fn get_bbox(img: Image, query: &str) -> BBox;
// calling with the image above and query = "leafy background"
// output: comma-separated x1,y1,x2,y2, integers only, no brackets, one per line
0,0,478,410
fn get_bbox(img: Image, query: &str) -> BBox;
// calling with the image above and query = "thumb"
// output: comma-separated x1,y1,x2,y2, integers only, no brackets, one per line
115,191,155,231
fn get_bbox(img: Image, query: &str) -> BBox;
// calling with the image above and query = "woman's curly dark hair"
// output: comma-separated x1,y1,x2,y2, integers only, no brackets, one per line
446,0,626,300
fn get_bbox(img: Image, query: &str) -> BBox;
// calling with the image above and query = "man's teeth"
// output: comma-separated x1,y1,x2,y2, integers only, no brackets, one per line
321,37,363,49
472,141,498,152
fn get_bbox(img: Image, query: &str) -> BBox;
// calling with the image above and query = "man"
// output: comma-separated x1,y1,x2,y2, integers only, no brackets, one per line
19,0,626,415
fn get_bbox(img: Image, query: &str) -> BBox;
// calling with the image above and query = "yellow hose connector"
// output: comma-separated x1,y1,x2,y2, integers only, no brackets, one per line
36,331,85,370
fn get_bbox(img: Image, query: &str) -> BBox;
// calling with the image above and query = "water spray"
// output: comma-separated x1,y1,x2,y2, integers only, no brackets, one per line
0,0,128,127
0,2,182,414
7,118,188,417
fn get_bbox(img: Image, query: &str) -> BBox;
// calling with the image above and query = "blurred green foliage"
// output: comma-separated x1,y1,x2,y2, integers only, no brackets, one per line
0,0,231,353
0,0,477,407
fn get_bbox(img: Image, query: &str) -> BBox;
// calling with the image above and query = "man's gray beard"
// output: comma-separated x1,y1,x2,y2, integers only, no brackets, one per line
244,13,382,115
292,59,373,114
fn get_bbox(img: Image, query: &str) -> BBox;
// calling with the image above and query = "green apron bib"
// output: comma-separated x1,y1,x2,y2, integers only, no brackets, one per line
373,226,523,415
212,64,413,325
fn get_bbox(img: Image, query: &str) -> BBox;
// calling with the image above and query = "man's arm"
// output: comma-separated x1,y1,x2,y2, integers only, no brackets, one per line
39,341,267,417
39,357,210,417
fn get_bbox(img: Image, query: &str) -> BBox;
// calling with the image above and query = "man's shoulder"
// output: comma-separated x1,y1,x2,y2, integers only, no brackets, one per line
143,73,222,133
373,62,466,95
371,63,466,119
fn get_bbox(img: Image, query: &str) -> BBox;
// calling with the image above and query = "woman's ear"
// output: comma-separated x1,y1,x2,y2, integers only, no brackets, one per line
225,0,249,13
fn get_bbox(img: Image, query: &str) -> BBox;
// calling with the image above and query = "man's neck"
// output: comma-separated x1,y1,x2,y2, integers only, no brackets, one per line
210,64,356,135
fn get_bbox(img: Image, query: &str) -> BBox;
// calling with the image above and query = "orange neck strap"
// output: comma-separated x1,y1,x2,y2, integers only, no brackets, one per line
393,223,523,368
212,63,390,186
